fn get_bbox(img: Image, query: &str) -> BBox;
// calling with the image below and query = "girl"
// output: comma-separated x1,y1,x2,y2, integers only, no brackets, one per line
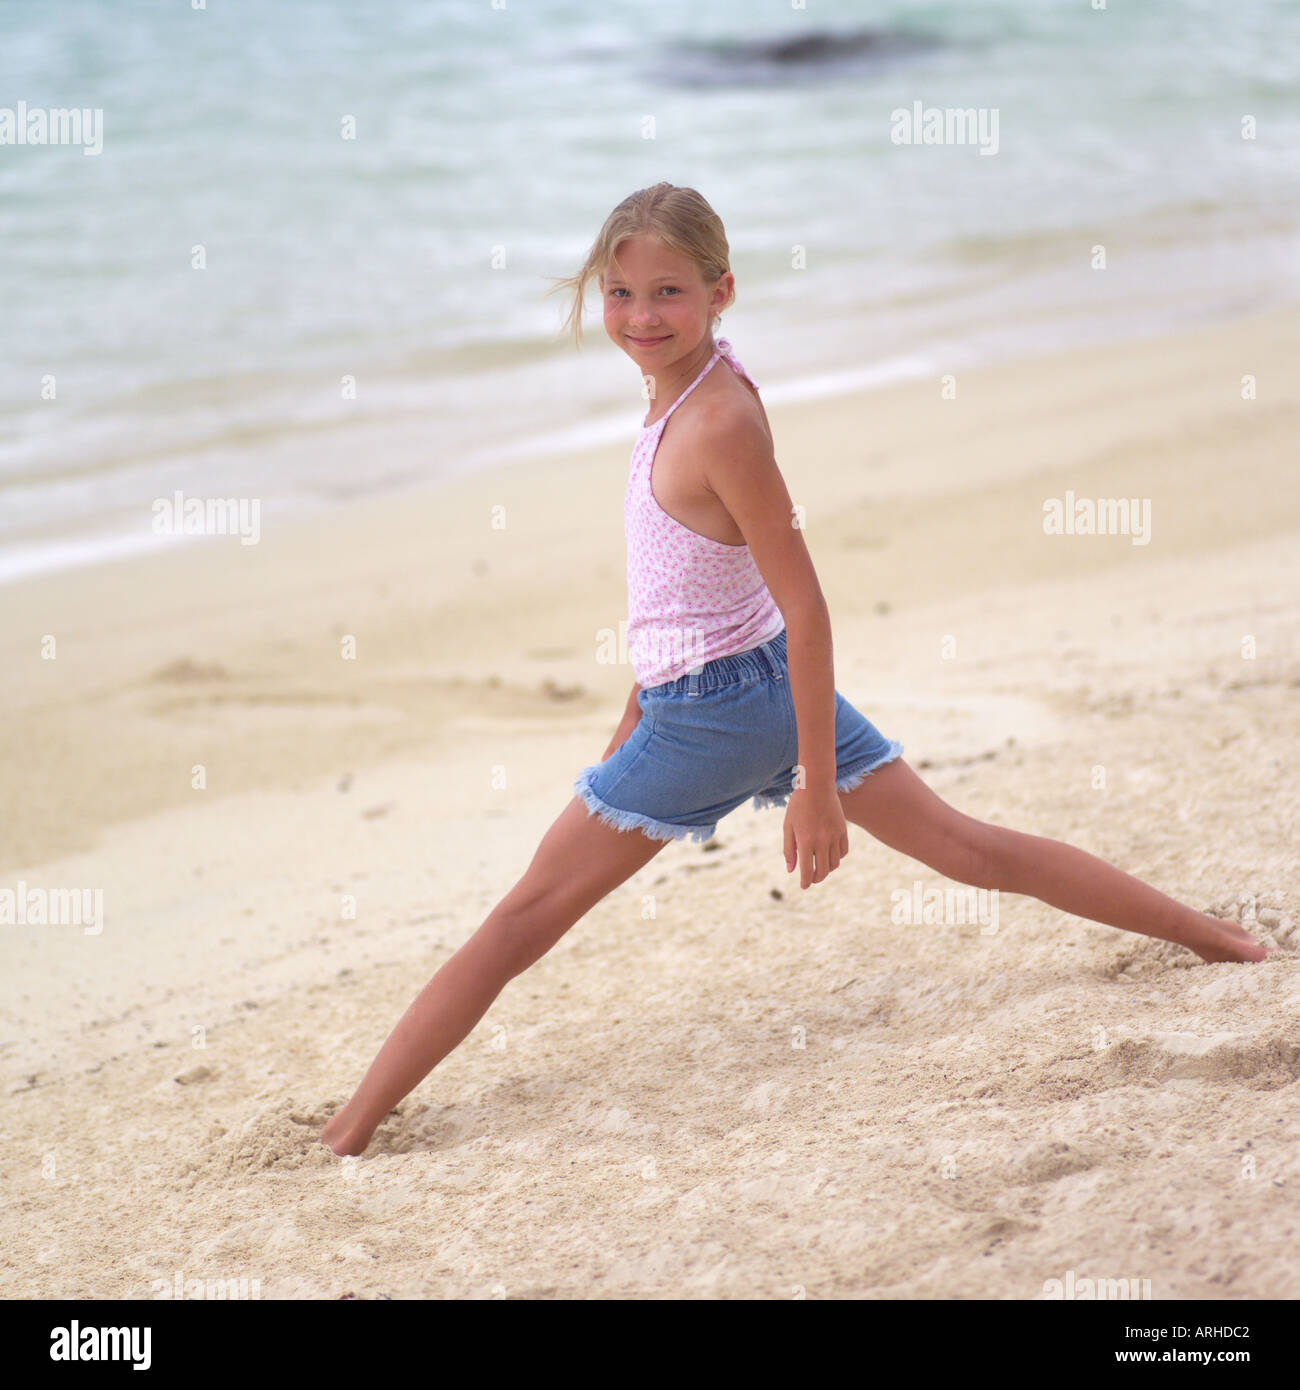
320,183,1269,1158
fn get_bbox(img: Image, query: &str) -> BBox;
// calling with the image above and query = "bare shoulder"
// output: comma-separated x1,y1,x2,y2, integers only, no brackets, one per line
691,387,812,603
693,392,779,487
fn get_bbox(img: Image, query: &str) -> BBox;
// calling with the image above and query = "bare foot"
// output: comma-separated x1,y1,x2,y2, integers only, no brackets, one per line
319,1110,376,1157
1190,913,1274,965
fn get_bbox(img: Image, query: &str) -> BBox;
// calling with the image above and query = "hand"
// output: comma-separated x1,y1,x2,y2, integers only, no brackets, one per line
783,787,849,889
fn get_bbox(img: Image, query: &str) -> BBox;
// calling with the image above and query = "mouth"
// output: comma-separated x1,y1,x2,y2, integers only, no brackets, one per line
627,334,670,347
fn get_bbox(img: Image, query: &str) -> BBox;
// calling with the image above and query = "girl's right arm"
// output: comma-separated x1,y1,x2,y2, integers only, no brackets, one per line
599,680,642,761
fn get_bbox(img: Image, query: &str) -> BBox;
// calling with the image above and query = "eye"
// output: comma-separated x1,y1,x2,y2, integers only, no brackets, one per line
660,286,680,295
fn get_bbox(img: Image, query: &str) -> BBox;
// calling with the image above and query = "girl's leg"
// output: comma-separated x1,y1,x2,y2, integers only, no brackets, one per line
320,797,670,1155
838,758,1270,964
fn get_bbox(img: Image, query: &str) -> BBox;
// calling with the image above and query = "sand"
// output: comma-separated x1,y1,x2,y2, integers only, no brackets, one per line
2,306,1298,1299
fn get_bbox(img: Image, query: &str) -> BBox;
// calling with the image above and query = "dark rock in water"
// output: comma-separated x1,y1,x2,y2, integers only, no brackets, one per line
652,27,942,87
734,29,932,64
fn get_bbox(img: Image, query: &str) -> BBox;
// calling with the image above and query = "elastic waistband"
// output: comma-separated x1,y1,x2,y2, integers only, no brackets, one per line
654,628,787,696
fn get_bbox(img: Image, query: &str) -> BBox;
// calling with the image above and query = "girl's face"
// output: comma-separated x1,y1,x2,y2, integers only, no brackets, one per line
600,234,731,362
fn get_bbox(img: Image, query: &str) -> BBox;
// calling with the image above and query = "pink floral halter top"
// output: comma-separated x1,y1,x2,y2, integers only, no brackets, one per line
624,337,785,688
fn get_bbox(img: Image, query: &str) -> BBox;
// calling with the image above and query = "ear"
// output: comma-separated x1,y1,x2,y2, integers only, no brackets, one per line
711,272,733,318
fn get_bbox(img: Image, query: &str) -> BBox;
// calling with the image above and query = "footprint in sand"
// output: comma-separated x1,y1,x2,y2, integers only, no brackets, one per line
1008,1137,1100,1184
149,657,231,683
1099,1027,1300,1085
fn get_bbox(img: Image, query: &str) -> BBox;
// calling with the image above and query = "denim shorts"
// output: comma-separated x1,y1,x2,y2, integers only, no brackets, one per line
573,627,903,844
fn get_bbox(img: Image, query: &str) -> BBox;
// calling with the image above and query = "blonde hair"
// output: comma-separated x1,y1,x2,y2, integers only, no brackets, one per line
547,182,735,346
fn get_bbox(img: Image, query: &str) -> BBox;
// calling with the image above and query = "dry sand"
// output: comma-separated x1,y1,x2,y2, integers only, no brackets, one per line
2,306,1298,1298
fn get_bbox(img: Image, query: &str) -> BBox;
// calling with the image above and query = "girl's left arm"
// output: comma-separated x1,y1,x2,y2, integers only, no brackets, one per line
701,411,847,887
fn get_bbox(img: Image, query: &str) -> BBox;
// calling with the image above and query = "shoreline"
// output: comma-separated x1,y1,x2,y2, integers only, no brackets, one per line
5,241,1297,591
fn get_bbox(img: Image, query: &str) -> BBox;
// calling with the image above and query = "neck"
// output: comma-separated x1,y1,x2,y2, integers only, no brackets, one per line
642,333,718,425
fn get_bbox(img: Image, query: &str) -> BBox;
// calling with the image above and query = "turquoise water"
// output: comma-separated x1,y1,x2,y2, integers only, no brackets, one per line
1,0,1297,581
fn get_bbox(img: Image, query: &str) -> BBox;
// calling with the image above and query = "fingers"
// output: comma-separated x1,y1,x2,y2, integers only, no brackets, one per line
800,844,822,889
785,817,852,889
795,836,850,889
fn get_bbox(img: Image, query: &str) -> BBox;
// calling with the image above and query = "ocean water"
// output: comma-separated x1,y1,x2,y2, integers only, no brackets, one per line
2,0,1298,583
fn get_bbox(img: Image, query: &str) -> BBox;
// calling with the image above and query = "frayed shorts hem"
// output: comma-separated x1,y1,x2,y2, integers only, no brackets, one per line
573,771,719,844
749,740,904,811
